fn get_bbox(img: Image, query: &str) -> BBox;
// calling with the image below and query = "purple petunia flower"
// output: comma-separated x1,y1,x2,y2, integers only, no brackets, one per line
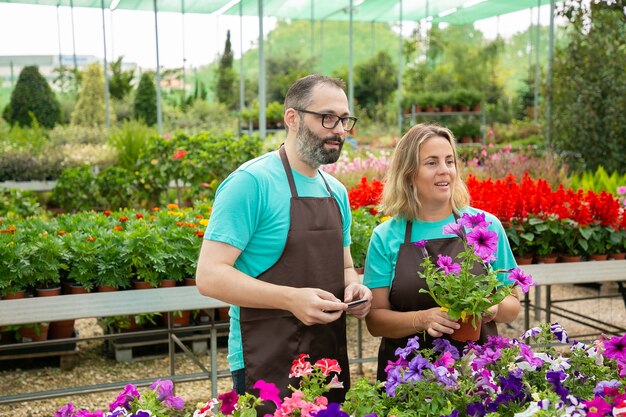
108,407,127,417
109,384,140,412
440,411,459,417
550,323,569,343
508,268,536,293
593,379,622,396
149,379,184,410
75,411,103,417
394,337,420,359
414,240,428,257
128,410,151,417
459,212,490,229
546,370,569,400
603,334,626,361
518,343,544,368
443,221,465,238
466,227,498,263
432,365,457,386
385,367,404,397
404,355,430,382
521,326,542,340
432,338,460,360
473,347,501,369
466,402,486,417
312,403,349,417
436,254,461,275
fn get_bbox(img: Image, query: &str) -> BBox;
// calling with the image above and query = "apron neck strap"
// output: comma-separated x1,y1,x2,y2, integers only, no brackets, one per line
279,146,333,198
404,211,464,244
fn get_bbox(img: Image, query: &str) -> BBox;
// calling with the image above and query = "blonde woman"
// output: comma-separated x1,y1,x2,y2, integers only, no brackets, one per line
363,123,520,381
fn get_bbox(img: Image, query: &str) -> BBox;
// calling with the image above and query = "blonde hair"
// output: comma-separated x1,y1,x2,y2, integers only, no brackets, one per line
380,123,470,220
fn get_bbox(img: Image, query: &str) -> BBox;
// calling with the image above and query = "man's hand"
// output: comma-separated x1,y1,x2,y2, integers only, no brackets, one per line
286,287,347,326
344,282,372,319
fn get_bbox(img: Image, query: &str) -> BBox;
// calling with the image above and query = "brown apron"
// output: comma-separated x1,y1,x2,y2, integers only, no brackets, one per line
240,146,349,413
376,220,497,382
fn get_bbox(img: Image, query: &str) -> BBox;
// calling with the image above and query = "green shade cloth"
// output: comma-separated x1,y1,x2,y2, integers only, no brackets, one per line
1,0,556,24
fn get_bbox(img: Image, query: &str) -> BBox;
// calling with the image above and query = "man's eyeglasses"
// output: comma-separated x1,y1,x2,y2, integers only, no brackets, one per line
294,108,358,131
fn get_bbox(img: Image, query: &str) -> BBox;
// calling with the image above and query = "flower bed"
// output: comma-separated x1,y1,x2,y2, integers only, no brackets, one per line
56,324,626,417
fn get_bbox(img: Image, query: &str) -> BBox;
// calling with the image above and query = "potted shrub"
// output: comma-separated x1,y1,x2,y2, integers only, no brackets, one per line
265,101,284,129
28,232,63,293
61,231,99,292
526,215,562,262
0,230,32,298
94,229,132,290
586,223,613,260
503,218,534,264
124,221,166,288
555,219,591,261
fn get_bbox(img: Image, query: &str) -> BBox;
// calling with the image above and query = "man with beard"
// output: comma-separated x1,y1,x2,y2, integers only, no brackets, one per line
195,74,372,410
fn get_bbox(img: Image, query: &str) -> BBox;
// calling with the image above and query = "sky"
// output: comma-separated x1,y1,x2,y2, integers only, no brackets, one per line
0,2,557,70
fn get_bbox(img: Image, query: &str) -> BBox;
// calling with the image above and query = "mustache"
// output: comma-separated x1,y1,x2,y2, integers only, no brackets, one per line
322,136,344,144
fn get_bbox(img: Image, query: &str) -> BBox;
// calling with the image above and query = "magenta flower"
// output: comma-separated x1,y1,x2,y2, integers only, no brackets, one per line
109,384,140,411
75,411,103,417
584,397,612,417
508,268,536,293
253,380,282,409
436,254,461,275
442,221,465,238
218,389,239,415
459,212,490,229
149,379,184,410
413,240,428,257
604,334,626,361
466,227,498,263
55,403,75,417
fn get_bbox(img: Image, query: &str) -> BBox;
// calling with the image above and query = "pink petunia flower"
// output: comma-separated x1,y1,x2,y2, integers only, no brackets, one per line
253,380,282,409
508,268,536,293
584,397,612,417
466,227,498,263
603,334,626,361
436,255,461,275
218,389,239,415
290,354,313,378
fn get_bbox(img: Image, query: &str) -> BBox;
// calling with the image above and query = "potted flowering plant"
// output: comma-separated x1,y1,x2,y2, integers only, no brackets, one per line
194,353,346,417
56,378,184,417
344,323,626,417
417,213,535,333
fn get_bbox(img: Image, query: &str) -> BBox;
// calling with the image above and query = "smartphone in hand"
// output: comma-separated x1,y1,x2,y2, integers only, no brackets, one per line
347,298,367,308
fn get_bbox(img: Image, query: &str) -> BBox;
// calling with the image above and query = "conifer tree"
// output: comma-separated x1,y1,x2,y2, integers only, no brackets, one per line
71,63,108,127
4,66,61,128
134,72,157,126
215,30,236,109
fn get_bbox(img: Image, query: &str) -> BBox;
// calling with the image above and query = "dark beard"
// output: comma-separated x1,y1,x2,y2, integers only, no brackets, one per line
295,122,344,168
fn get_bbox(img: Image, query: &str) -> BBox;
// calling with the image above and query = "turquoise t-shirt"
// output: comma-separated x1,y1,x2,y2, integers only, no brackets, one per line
204,150,352,371
364,207,517,289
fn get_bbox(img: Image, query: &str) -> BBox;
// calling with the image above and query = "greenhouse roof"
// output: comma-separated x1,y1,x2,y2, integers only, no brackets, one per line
1,0,553,23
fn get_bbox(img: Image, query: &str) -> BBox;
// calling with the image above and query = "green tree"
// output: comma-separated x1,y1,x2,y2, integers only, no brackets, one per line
71,63,107,127
354,51,397,117
108,57,135,100
3,66,61,128
215,30,236,109
552,0,626,172
134,72,157,126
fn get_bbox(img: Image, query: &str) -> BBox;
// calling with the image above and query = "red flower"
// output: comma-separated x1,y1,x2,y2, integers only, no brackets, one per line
103,210,112,217
195,230,205,238
173,149,187,160
289,353,313,378
119,216,129,223
314,358,341,376
217,389,238,415
348,177,383,210
113,225,123,231
86,237,96,242
135,213,144,219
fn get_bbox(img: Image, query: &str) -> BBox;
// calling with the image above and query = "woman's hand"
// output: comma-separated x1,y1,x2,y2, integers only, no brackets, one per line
416,308,460,337
482,304,499,323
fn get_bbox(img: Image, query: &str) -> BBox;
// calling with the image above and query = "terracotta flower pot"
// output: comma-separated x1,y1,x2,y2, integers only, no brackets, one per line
588,254,608,261
451,316,481,342
536,255,558,264
559,255,582,263
98,285,118,292
608,252,626,260
1,290,27,300
515,256,533,265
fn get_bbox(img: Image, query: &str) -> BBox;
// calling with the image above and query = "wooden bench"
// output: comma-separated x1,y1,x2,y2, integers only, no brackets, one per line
0,286,229,404
519,260,626,336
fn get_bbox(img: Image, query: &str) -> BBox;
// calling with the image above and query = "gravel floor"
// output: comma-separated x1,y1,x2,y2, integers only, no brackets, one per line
1,281,625,417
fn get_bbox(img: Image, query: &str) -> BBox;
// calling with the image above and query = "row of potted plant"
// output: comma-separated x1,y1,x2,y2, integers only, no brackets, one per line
402,89,483,113
347,175,626,266
0,203,209,298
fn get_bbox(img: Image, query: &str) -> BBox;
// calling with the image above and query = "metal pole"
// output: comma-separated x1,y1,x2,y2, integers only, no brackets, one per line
348,0,354,114
153,0,163,133
181,0,187,97
56,5,63,68
100,0,110,128
69,0,78,77
397,0,403,134
528,8,533,80
239,0,245,136
258,0,266,139
533,0,541,124
547,0,555,149
310,0,315,60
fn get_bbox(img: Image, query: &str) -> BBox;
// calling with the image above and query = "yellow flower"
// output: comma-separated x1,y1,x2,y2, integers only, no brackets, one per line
199,219,209,226
167,211,184,217
381,216,391,222
167,203,179,210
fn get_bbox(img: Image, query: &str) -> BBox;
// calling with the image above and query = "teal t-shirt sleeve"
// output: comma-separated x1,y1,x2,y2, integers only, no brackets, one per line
204,171,260,251
363,227,393,289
